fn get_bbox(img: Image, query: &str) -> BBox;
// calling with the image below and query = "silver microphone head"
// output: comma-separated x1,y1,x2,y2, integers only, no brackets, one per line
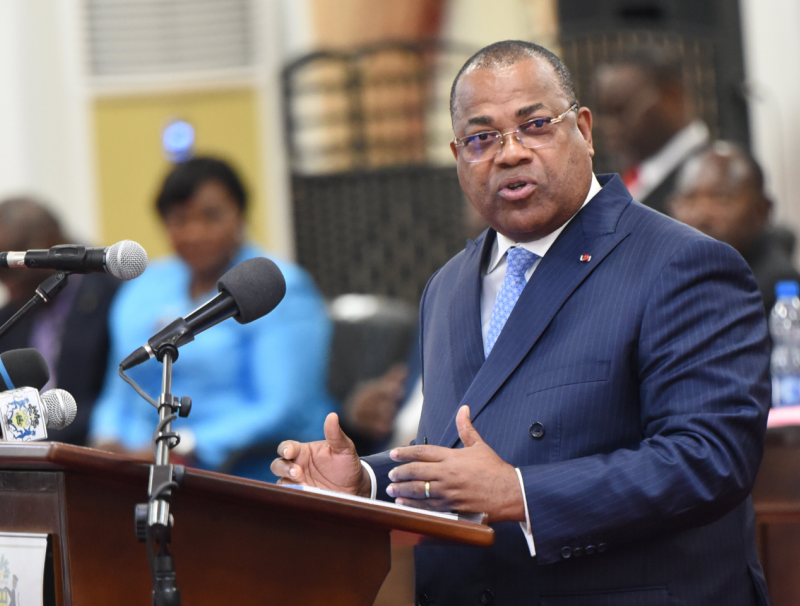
106,240,148,280
41,389,78,430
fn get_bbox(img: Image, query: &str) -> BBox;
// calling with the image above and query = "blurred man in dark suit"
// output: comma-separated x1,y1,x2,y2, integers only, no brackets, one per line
0,197,119,445
669,141,800,312
594,46,709,215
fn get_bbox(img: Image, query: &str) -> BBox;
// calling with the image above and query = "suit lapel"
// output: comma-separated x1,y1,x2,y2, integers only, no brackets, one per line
447,232,493,404
435,175,634,447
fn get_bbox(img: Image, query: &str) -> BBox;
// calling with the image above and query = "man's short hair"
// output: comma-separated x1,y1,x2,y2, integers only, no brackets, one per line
156,157,247,217
450,40,578,122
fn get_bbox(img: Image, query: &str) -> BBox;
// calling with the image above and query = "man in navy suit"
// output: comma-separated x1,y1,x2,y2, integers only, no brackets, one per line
273,41,770,605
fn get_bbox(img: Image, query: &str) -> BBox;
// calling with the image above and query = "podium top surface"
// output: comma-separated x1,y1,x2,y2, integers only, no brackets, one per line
0,442,493,547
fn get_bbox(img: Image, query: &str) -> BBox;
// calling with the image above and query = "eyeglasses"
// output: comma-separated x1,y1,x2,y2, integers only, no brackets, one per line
453,103,579,163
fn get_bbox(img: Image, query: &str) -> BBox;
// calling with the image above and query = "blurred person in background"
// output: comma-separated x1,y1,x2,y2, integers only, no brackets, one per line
89,157,335,480
0,197,119,445
594,46,709,215
669,141,800,312
354,197,491,453
340,362,409,454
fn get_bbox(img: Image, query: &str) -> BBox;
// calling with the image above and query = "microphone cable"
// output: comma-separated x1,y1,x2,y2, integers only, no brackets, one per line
118,365,158,409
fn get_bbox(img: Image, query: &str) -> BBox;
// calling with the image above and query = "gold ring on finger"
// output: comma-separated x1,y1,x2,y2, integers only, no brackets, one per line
424,481,431,499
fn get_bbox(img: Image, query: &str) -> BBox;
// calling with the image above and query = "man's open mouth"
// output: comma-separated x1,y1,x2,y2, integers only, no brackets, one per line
498,179,536,200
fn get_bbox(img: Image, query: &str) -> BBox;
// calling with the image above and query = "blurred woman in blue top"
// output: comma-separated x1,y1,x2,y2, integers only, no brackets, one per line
89,157,335,480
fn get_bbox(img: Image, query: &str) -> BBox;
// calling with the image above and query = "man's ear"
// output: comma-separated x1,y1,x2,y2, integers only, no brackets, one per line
450,140,458,161
577,107,594,158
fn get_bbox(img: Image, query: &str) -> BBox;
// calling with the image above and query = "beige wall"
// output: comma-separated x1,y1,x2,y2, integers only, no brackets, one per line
311,0,444,49
442,0,559,50
741,0,800,264
93,88,267,261
0,0,97,244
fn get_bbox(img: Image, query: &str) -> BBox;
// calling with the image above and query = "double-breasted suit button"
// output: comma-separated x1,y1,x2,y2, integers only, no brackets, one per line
584,545,596,555
573,546,584,557
529,422,545,439
560,546,572,559
479,589,494,604
597,543,608,552
416,594,430,606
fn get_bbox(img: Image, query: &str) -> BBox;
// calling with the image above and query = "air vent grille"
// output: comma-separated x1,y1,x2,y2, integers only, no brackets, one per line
86,0,253,77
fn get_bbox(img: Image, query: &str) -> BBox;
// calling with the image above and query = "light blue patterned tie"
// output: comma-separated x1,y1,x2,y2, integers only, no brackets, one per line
485,247,539,356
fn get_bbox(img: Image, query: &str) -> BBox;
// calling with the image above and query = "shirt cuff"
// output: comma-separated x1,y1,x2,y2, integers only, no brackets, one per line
515,467,536,557
360,459,377,500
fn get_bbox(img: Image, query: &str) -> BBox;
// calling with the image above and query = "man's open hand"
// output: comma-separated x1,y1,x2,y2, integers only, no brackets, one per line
271,412,371,497
386,405,525,522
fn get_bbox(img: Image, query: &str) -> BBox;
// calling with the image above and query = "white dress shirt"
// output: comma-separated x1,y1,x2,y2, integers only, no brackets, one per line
481,175,602,350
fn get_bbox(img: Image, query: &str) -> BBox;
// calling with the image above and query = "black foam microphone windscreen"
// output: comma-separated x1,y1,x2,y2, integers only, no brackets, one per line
120,257,287,370
0,348,50,392
217,257,287,324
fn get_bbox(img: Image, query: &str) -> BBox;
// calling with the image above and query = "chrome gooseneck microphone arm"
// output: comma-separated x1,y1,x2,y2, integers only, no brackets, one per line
123,257,284,605
132,342,192,606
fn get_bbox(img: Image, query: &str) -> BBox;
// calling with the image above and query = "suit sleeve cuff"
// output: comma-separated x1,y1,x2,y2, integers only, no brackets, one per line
360,459,377,500
515,467,536,557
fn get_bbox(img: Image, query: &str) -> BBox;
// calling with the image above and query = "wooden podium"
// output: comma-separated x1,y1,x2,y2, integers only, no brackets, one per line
0,442,493,605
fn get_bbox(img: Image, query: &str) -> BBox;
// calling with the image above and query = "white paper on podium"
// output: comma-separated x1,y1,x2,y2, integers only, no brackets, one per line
0,532,48,606
286,484,485,524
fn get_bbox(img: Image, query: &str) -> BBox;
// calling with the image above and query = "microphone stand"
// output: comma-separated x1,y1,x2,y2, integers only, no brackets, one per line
0,271,70,341
134,342,192,606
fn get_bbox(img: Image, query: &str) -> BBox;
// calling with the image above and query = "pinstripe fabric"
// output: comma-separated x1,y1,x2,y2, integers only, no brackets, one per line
363,174,771,605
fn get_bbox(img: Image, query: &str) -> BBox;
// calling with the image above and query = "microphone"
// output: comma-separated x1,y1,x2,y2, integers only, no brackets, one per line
41,389,78,430
0,240,148,280
120,257,286,370
0,387,77,442
0,348,66,442
0,348,50,392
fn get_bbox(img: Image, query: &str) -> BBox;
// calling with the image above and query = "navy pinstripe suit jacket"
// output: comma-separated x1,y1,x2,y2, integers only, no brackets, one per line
363,174,771,605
